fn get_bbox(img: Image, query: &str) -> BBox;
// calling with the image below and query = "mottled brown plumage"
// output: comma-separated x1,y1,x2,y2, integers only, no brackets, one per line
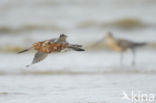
33,41,69,53
18,34,85,67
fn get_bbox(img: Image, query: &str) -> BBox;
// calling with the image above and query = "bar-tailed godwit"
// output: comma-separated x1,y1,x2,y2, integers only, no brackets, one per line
98,32,146,66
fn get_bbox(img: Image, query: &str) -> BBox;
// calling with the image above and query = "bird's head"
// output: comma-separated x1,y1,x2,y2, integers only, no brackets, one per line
104,32,113,39
59,34,67,41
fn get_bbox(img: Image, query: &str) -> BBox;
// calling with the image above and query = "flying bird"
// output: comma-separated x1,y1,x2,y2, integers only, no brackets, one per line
18,34,85,67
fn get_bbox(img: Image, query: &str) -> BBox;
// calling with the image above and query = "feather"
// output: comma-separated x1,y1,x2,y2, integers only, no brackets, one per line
26,52,48,67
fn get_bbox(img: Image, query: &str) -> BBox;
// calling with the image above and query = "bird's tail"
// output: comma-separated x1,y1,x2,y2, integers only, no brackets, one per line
17,47,33,54
135,42,147,47
68,44,85,51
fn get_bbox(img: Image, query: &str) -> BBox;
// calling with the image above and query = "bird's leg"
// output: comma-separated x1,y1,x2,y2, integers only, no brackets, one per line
131,49,136,66
120,52,124,67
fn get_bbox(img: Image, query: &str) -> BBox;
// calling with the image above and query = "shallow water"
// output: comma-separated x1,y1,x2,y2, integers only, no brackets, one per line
0,50,156,74
0,74,156,103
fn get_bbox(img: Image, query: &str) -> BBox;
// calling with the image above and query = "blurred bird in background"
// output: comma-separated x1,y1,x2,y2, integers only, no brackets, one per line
18,34,85,67
95,32,147,66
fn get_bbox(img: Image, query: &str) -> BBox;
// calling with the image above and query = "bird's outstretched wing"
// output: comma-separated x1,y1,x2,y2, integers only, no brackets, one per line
40,38,57,44
26,51,48,67
48,38,57,43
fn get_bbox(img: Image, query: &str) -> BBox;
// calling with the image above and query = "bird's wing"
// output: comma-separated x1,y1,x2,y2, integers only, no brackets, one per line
41,38,57,44
48,38,57,43
26,51,48,67
116,39,135,48
32,51,48,64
